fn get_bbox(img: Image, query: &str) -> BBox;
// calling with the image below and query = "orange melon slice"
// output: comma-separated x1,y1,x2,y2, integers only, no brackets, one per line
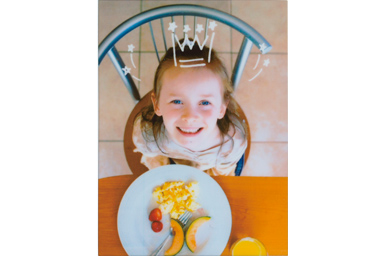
164,219,184,256
185,216,211,252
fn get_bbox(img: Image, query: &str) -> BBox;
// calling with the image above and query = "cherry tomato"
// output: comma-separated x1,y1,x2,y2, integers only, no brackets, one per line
149,208,162,221
151,221,163,232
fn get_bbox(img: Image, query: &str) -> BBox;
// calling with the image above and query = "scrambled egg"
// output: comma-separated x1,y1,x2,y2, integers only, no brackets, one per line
152,181,200,219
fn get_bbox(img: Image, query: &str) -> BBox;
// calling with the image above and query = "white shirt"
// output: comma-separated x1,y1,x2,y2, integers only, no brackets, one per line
132,116,247,176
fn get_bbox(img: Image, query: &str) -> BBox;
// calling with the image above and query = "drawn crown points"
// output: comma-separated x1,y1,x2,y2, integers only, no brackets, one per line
167,21,217,67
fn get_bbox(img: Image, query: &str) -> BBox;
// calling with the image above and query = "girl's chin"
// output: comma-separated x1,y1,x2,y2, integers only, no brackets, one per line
177,143,202,152
174,137,204,151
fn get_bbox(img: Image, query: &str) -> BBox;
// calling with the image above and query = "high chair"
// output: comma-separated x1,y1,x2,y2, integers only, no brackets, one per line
98,4,272,176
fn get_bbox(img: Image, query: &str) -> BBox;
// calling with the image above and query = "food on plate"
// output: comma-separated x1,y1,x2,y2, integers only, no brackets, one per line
185,216,211,252
149,208,163,232
230,237,267,256
151,221,163,232
164,219,184,256
149,208,162,221
152,181,201,219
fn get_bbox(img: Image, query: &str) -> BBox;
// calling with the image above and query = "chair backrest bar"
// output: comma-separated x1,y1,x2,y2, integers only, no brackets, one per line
205,18,209,40
108,46,141,102
99,4,271,64
160,18,168,51
98,4,272,101
231,37,254,91
148,21,161,63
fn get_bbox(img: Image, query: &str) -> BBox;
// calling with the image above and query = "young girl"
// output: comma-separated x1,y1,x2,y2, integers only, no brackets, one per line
132,39,248,176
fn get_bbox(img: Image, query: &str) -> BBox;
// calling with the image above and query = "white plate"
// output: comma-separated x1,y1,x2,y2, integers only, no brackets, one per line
117,165,232,255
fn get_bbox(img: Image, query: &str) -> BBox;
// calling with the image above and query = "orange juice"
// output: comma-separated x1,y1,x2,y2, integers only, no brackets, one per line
230,237,267,256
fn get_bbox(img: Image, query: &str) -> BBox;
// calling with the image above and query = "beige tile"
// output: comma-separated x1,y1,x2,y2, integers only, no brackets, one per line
141,1,231,17
141,1,231,53
139,53,159,95
99,142,132,178
231,0,287,53
98,1,141,52
218,53,232,77
233,53,287,142
99,53,138,140
242,142,288,177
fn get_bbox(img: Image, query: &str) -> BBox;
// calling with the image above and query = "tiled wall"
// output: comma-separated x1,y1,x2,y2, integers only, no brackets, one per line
98,0,287,178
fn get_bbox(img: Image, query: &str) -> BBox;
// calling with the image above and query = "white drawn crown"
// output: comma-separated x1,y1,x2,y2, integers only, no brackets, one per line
168,21,218,68
122,20,270,82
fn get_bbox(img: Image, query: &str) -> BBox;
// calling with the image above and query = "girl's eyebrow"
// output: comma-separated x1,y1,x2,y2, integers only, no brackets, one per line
167,93,181,97
199,94,215,98
167,93,214,98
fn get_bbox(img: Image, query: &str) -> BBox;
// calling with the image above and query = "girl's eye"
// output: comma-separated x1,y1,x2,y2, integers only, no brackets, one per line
200,101,210,106
171,100,182,104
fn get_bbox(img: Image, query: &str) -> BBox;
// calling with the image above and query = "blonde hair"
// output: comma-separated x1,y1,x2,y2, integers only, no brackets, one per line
139,39,247,153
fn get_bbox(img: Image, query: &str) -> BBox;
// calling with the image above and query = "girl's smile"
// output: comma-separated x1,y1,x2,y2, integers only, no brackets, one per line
152,67,227,151
177,127,203,136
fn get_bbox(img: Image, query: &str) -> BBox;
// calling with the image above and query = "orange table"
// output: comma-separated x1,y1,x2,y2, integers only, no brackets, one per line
99,175,287,255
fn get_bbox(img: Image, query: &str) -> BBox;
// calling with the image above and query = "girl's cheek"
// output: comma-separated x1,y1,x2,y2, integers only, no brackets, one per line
202,107,216,115
167,109,182,118
201,110,216,119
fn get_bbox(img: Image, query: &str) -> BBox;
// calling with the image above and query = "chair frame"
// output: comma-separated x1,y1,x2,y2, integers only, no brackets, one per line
98,4,272,102
99,4,272,176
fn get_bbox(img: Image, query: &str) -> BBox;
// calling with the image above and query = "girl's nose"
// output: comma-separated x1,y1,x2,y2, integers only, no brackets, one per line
181,106,199,123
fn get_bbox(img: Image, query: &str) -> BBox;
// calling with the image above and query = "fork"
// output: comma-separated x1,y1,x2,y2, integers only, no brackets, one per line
150,211,192,256
178,210,193,230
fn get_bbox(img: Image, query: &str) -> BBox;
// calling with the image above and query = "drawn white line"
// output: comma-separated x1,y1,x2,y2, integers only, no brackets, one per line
130,54,136,69
208,32,215,63
131,75,141,81
248,68,263,82
172,33,177,66
179,58,204,63
195,35,209,50
253,54,261,70
180,63,206,68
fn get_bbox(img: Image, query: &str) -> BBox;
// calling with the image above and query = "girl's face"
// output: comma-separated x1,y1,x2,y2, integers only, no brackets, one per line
152,67,227,151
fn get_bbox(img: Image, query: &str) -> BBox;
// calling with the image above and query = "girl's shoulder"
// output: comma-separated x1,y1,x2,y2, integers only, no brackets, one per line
219,124,247,159
132,115,160,155
226,123,247,143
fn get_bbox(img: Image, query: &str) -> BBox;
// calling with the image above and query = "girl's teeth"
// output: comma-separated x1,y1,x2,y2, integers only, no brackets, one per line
179,128,200,133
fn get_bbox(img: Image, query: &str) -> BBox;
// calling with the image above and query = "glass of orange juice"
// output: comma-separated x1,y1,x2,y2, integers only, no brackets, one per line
230,237,268,256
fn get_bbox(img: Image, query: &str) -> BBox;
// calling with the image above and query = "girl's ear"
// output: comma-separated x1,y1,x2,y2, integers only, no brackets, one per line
151,92,162,116
218,102,228,119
